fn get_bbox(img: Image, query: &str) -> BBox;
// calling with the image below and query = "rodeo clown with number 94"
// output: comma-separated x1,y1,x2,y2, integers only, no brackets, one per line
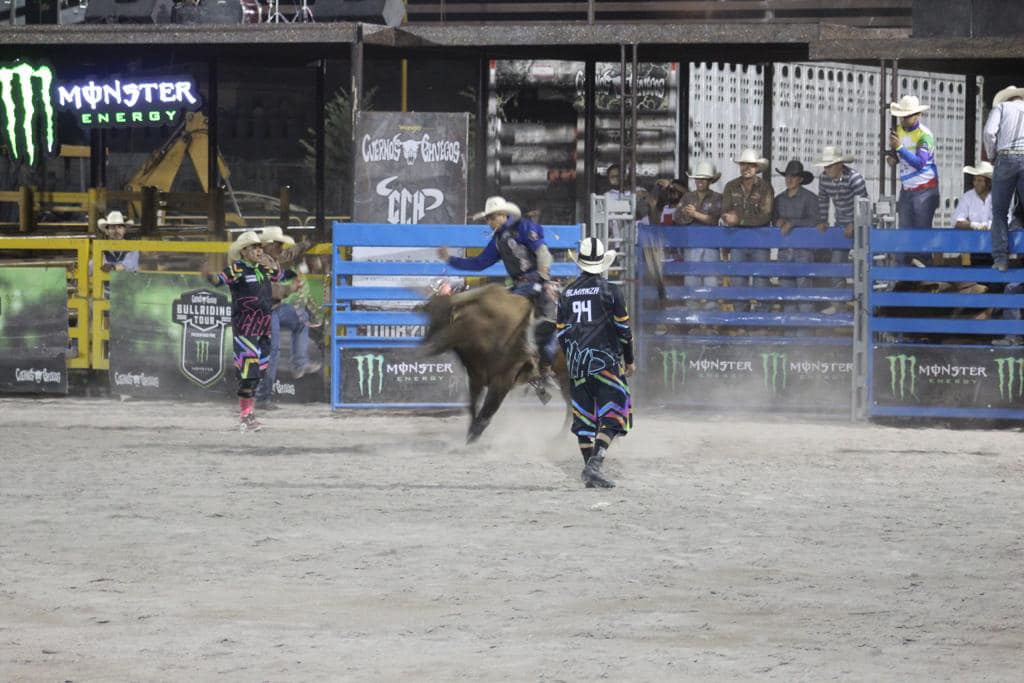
201,231,299,433
557,237,635,489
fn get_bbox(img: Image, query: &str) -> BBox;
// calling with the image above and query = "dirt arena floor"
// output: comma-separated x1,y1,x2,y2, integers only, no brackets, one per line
1,396,1023,682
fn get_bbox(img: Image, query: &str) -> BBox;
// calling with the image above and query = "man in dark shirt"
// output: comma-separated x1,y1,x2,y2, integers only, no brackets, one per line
556,237,634,489
772,160,819,313
722,148,774,305
674,161,723,309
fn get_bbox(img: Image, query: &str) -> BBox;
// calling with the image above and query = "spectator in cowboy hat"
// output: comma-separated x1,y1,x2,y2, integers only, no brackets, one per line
814,146,868,294
772,160,818,313
96,210,139,273
954,162,996,231
887,95,940,261
984,84,1024,270
722,148,773,308
674,160,723,309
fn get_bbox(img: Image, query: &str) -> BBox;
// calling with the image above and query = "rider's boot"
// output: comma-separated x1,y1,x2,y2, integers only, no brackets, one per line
581,445,615,489
529,364,553,404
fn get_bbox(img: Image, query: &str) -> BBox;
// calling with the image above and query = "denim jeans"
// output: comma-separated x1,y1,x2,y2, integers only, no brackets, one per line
255,304,312,402
777,248,814,312
730,247,770,311
683,247,720,309
991,154,1024,261
896,185,940,264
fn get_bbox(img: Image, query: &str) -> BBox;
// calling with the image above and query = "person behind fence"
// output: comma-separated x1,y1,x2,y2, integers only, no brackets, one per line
888,95,940,261
722,148,773,310
953,162,995,232
201,231,292,433
557,237,634,489
984,85,1024,271
254,227,322,411
438,196,558,389
97,210,139,274
654,177,687,224
814,146,868,297
673,160,723,309
773,160,818,313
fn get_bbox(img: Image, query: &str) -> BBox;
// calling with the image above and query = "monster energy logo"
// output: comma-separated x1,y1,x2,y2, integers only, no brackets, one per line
760,352,787,394
657,349,686,391
0,63,56,166
195,340,211,363
995,357,1024,401
354,353,385,398
886,354,918,400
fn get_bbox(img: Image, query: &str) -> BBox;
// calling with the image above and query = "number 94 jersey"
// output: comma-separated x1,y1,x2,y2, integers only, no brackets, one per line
556,273,634,379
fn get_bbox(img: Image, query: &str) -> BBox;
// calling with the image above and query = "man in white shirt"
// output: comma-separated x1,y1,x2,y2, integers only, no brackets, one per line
953,162,993,230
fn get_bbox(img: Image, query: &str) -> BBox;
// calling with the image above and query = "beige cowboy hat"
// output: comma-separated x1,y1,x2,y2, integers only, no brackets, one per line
812,146,854,167
471,195,522,221
687,160,721,183
570,236,617,275
97,210,133,232
733,148,769,169
890,94,929,117
993,85,1024,106
228,230,263,261
259,226,296,247
963,161,995,178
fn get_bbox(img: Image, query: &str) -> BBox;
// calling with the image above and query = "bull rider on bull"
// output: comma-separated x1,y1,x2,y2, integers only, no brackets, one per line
437,196,558,394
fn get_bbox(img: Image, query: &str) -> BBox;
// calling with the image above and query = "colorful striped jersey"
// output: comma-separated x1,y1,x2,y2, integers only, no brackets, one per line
895,123,938,191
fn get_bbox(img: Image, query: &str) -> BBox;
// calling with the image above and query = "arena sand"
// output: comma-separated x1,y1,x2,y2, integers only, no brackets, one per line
1,396,1022,681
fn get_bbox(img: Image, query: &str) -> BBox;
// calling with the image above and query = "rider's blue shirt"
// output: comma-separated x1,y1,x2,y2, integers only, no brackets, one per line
446,217,546,280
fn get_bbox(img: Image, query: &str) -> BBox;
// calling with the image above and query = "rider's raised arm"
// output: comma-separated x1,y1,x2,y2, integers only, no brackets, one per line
445,237,500,271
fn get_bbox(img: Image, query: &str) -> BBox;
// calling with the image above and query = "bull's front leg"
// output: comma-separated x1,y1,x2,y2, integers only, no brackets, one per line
467,378,512,443
467,367,485,423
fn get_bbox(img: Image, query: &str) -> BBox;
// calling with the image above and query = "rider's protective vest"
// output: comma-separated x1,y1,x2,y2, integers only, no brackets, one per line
496,221,539,280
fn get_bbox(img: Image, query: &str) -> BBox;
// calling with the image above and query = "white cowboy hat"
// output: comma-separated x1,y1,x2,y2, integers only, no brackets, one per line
733,148,768,169
228,230,263,261
570,237,617,275
890,94,929,117
97,210,133,230
471,196,522,221
687,160,721,182
993,85,1024,106
811,146,855,167
259,226,296,247
963,161,995,178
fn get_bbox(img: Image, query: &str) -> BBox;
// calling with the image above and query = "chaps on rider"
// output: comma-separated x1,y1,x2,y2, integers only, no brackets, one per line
437,196,557,392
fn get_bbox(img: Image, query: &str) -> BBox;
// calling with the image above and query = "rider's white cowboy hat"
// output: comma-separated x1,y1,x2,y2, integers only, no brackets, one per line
889,94,929,117
97,210,133,232
687,160,721,183
993,85,1024,106
812,145,854,167
472,196,522,220
228,230,263,261
259,226,296,247
963,161,995,178
733,148,769,169
571,237,617,274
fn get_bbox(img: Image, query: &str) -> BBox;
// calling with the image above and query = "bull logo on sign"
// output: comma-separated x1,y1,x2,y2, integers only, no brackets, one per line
172,289,232,387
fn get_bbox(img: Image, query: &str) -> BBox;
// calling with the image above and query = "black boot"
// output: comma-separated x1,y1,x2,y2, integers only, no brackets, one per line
581,446,615,489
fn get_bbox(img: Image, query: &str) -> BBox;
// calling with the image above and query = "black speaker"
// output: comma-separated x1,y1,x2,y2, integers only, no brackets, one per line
85,0,173,24
172,0,243,24
24,0,60,25
311,0,405,26
912,0,971,38
972,0,1024,37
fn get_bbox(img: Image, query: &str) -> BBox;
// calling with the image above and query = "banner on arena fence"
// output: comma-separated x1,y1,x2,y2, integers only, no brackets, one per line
108,272,324,402
643,340,852,411
0,267,68,394
339,346,467,405
873,344,1024,409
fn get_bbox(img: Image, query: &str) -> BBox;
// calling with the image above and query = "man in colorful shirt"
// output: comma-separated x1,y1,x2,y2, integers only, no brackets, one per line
888,95,940,262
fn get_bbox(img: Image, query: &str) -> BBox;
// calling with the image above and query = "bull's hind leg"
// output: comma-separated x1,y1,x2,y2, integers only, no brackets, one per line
467,368,485,423
467,379,512,443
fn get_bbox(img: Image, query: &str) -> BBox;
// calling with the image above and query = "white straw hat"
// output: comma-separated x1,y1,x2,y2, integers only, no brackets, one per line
811,146,854,167
570,237,617,275
889,95,929,117
471,196,522,221
259,226,296,247
97,210,133,231
963,161,994,178
733,148,768,169
228,230,263,261
687,160,722,182
993,85,1024,106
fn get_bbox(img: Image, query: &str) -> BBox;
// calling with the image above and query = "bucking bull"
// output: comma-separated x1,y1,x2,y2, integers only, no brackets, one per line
420,283,571,442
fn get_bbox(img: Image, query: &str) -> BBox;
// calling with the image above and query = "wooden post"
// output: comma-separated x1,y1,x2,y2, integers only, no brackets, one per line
279,185,291,230
141,186,158,237
18,186,33,233
209,187,226,238
87,187,100,234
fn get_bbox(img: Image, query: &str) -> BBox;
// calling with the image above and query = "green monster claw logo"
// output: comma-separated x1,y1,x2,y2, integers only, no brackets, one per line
195,339,210,363
994,357,1024,401
354,353,385,398
886,354,918,400
760,352,787,395
0,62,56,166
657,349,686,391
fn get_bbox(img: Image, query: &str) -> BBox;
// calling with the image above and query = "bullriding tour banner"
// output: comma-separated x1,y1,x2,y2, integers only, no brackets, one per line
0,267,68,394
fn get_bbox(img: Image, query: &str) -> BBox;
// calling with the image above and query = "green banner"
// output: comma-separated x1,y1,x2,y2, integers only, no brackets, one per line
0,267,68,394
109,272,324,402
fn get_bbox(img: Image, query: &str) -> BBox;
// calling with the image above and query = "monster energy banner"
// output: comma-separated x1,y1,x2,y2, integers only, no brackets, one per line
109,272,324,402
0,267,68,394
873,344,1024,409
340,346,467,406
644,341,852,412
0,62,57,166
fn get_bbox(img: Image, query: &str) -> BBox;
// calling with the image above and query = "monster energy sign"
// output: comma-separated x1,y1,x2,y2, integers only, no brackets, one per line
645,342,852,412
0,62,56,166
340,346,467,406
873,344,1024,409
55,74,202,128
